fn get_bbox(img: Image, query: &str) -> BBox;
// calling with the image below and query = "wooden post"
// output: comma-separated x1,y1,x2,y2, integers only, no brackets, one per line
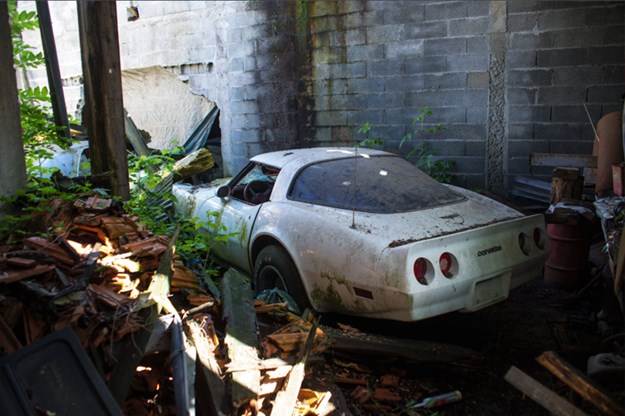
77,1,129,200
551,167,583,204
0,2,27,211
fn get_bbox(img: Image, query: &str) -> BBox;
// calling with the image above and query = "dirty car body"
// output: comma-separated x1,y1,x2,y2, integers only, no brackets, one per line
173,147,549,321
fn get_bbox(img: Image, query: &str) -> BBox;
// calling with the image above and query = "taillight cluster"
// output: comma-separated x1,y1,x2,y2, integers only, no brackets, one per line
519,227,546,255
413,252,458,285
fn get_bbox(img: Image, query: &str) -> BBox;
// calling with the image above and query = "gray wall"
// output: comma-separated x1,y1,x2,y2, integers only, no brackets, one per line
22,1,624,194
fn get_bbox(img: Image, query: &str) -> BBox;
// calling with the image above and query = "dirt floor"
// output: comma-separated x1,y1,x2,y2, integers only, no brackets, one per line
309,242,625,416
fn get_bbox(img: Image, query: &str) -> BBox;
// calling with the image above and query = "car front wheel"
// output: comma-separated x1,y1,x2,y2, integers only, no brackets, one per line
253,245,311,313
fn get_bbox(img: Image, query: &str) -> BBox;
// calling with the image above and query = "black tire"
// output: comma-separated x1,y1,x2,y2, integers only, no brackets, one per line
253,245,311,313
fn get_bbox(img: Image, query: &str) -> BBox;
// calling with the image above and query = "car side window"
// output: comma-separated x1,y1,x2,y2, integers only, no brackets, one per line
229,163,279,205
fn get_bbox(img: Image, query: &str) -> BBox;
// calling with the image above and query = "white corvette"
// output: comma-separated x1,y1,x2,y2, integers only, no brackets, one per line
173,147,549,321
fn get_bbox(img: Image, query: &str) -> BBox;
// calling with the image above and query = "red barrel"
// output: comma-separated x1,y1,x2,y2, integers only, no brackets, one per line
544,222,592,291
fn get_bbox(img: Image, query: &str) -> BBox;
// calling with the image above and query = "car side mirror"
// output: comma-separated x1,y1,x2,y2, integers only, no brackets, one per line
217,185,231,198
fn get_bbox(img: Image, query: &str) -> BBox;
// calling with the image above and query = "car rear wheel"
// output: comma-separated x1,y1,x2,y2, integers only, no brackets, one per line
253,245,311,313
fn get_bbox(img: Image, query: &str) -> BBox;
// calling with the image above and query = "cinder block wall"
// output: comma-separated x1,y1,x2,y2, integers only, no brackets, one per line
21,1,624,194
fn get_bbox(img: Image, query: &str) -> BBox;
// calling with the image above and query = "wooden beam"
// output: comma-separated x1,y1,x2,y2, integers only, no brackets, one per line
537,351,624,416
0,1,27,207
504,366,588,416
270,321,318,416
222,268,261,409
530,153,597,168
36,1,70,140
77,1,129,200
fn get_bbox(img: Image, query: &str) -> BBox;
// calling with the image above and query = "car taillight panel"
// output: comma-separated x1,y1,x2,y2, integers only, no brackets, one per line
439,252,458,278
413,257,434,285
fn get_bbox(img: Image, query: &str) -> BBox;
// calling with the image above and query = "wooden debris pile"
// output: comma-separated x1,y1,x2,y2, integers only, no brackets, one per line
0,194,486,416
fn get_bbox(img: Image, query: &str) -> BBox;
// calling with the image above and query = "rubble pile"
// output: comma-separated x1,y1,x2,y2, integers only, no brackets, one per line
0,194,538,416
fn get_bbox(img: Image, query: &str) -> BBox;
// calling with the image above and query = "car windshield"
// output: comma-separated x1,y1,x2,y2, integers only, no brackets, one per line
288,155,465,213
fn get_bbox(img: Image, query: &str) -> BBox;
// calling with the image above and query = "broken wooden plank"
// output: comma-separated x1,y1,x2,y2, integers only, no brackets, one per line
186,318,230,416
222,268,261,409
323,325,482,367
0,264,55,283
172,147,215,181
270,321,318,416
504,366,588,416
537,351,624,416
107,227,179,405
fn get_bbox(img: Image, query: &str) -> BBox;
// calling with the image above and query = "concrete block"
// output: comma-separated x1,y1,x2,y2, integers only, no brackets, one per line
534,123,583,142
508,139,549,158
508,123,535,141
310,1,338,18
362,92,405,110
405,21,448,39
384,75,425,92
406,89,467,108
424,38,466,56
313,79,349,96
230,128,261,143
448,17,488,37
366,24,405,44
424,73,466,89
467,72,489,89
311,16,338,33
231,113,261,129
603,65,625,84
347,44,385,62
466,105,487,125
537,48,587,67
368,59,405,77
338,1,366,14
449,123,487,142
587,85,623,104
507,50,538,69
588,4,625,25
344,29,367,46
507,88,537,106
552,66,602,86
382,7,424,25
229,57,244,73
509,33,552,51
447,54,488,72
316,110,348,126
588,46,625,65
346,76,384,94
347,110,385,127
230,100,259,115
507,69,552,87
386,39,424,59
537,86,586,105
453,156,486,174
464,140,486,157
506,13,537,32
508,105,550,123
468,1,490,17
549,140,593,155
405,56,447,74
228,41,255,59
537,9,587,31
467,36,488,53
425,2,468,21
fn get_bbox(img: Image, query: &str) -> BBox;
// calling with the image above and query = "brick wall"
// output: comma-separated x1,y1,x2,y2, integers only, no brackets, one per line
21,1,624,193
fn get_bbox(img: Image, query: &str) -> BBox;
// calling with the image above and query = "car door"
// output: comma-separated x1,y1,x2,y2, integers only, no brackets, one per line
198,162,278,272
198,196,260,272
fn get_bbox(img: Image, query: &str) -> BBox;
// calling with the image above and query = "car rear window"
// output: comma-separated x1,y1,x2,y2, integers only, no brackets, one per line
288,155,465,213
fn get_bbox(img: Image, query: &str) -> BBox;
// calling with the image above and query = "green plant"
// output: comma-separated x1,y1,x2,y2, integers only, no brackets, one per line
125,150,236,273
356,122,384,148
400,107,454,183
9,0,71,179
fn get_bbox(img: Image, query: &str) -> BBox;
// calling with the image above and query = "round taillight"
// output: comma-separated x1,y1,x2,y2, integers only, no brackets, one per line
533,227,545,250
439,252,455,278
414,258,428,285
519,233,531,255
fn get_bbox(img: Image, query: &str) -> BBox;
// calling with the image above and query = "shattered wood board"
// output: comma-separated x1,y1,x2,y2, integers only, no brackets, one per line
222,268,261,408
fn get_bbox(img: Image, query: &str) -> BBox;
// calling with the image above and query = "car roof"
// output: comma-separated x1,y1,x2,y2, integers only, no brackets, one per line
249,147,393,169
